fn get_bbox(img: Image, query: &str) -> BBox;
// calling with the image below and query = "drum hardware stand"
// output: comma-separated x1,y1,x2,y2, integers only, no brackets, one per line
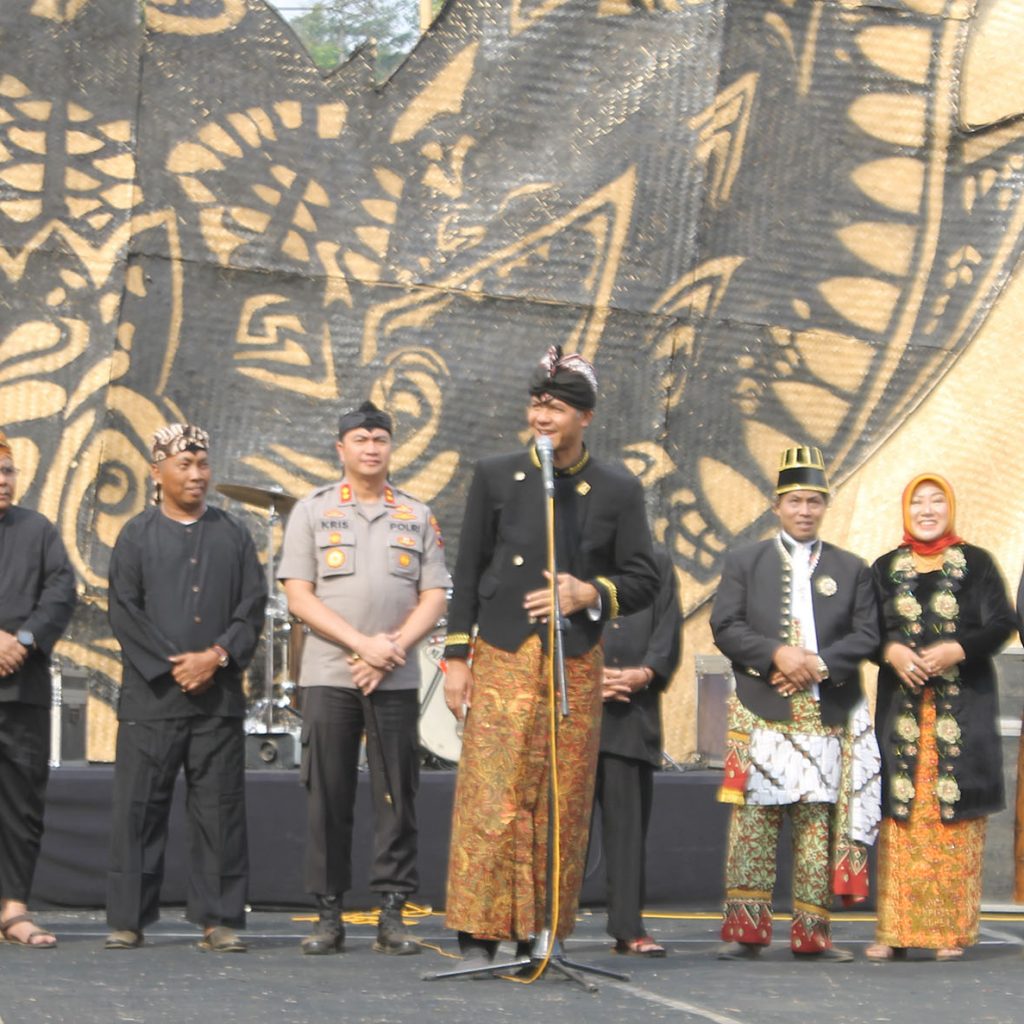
216,483,302,743
662,749,686,771
49,661,62,769
260,491,285,732
426,439,628,990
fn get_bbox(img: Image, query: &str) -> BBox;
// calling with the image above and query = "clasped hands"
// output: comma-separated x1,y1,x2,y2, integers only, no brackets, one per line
884,640,964,694
602,666,652,703
769,645,825,698
169,649,222,695
0,630,28,678
348,631,406,695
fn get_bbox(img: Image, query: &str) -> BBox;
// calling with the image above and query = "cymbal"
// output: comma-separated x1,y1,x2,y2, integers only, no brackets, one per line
217,482,297,514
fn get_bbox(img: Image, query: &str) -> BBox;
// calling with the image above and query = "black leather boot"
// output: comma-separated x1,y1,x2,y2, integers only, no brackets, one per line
300,895,344,955
373,893,420,956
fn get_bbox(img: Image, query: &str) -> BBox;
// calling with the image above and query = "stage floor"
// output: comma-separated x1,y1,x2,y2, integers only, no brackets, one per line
5,908,1024,1024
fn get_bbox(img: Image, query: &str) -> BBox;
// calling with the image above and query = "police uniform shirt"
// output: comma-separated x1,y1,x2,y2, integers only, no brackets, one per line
277,480,450,691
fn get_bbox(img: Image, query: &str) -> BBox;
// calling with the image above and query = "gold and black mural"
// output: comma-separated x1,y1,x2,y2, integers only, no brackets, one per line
3,0,1024,759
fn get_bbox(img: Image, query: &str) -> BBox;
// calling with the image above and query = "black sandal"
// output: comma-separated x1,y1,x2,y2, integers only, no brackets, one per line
614,935,667,958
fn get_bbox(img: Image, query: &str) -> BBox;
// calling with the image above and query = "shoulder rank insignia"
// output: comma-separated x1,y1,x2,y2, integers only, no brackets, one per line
429,514,444,546
338,483,353,504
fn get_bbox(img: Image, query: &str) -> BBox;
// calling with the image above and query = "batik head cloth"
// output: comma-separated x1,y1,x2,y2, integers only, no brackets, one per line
151,423,210,463
337,400,393,440
776,445,830,496
527,345,598,411
0,431,11,459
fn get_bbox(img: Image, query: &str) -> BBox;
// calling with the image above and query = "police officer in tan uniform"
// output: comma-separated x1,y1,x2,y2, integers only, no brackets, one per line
279,402,449,956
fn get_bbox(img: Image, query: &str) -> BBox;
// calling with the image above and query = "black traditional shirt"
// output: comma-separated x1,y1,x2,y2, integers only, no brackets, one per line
108,506,266,720
600,549,682,766
0,506,77,706
444,445,659,661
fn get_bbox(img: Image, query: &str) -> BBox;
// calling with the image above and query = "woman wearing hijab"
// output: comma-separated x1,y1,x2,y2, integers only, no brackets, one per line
866,474,1015,962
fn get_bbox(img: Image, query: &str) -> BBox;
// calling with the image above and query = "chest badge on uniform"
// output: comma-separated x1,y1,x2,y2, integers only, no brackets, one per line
397,534,417,548
397,552,413,568
391,504,417,521
325,549,346,569
514,471,526,481
576,481,591,495
328,531,342,545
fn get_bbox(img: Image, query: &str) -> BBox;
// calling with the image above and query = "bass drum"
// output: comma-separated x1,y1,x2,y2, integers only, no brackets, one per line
418,634,463,764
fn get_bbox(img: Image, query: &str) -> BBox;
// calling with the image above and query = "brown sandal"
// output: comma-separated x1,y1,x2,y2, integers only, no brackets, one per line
1,914,57,949
197,926,247,953
614,935,667,958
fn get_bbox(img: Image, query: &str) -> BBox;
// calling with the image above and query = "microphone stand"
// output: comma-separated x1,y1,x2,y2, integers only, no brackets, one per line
426,439,628,989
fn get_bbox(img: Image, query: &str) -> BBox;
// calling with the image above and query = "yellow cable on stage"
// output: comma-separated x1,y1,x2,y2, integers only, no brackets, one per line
506,486,561,985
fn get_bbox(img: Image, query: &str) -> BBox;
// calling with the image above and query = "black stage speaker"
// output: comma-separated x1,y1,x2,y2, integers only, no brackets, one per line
245,732,298,770
695,654,733,767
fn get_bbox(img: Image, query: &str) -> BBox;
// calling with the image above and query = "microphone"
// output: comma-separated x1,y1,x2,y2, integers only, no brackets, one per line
536,435,555,497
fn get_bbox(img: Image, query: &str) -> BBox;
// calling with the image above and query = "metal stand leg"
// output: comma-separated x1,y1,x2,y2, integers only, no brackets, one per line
424,934,629,990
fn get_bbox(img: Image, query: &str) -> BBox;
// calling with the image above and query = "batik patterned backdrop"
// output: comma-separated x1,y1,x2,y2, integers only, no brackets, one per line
2,0,1023,759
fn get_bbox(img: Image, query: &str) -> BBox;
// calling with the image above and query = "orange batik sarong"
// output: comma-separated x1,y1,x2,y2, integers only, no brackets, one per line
445,635,603,941
876,690,986,949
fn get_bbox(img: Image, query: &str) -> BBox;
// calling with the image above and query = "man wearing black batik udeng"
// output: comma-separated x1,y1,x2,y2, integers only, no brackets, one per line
105,424,266,953
442,347,659,964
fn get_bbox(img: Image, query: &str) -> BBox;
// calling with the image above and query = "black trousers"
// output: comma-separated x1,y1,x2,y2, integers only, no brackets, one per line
0,703,50,903
301,686,419,900
106,715,248,931
594,752,654,941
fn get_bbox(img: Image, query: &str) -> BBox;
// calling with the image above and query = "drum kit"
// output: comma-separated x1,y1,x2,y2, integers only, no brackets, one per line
215,481,462,766
216,483,303,757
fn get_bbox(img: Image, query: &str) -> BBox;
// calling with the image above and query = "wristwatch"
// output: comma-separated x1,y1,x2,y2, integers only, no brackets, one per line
212,644,230,668
16,630,35,650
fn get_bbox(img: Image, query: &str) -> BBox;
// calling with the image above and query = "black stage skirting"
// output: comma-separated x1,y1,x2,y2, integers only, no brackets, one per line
37,766,743,911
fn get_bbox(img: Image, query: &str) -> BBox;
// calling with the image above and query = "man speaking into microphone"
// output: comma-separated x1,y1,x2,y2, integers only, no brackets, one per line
442,346,659,964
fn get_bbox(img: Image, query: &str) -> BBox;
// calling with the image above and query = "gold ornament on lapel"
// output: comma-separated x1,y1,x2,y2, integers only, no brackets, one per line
576,480,591,495
815,575,837,597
